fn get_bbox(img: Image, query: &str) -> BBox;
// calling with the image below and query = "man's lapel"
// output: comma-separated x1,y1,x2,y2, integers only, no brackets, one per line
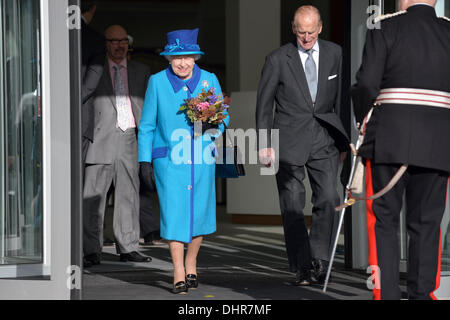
102,60,117,109
286,42,314,108
127,61,141,120
316,39,331,106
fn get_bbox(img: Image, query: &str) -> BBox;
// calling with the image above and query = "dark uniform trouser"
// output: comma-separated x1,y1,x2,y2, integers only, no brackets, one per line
276,151,340,273
139,187,159,238
366,160,449,300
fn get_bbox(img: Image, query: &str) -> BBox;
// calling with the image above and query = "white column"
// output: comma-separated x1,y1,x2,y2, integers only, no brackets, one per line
238,0,281,91
350,0,370,270
225,0,283,217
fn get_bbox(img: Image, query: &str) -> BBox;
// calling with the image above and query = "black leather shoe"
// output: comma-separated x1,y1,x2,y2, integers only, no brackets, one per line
186,274,198,289
142,231,167,246
172,281,188,295
294,269,311,286
83,258,93,268
120,251,152,263
103,238,115,246
312,259,329,284
143,233,153,245
84,253,101,266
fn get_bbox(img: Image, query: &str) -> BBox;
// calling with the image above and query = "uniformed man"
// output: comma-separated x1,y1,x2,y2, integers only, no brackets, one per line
352,0,450,300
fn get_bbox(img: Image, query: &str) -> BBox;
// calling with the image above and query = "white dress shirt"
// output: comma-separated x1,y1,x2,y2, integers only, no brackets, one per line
297,41,320,80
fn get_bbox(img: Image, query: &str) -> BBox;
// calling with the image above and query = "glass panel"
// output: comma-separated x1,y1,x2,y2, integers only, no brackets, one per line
0,0,42,265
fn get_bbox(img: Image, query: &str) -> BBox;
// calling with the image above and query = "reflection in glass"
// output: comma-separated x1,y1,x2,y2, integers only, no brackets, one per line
0,0,42,265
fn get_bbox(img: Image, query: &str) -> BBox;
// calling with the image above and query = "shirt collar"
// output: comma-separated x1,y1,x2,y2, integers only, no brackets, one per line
109,58,127,71
297,40,320,54
166,64,201,94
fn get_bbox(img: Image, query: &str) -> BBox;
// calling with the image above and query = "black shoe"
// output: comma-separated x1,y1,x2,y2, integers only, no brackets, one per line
103,238,115,246
312,259,329,284
143,233,153,245
84,253,101,266
152,230,162,241
172,281,188,295
83,258,93,268
186,274,198,289
120,251,152,263
294,269,311,286
142,231,166,246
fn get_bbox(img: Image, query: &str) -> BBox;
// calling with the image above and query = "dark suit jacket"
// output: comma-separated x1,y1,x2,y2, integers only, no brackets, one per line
256,39,349,166
352,5,450,172
81,20,106,142
85,60,151,165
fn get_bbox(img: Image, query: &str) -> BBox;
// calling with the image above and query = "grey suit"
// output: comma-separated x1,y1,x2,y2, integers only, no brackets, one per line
83,59,151,256
256,39,349,273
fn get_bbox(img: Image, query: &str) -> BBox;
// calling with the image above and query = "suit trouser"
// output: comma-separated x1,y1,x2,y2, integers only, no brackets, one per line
82,137,91,180
276,151,340,273
83,129,140,255
139,186,159,237
366,160,449,300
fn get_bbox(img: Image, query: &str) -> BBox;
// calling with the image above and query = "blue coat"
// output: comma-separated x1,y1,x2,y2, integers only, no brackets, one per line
138,65,230,243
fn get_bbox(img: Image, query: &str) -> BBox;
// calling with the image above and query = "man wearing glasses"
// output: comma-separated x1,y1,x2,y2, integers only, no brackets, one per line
83,25,152,265
256,5,349,286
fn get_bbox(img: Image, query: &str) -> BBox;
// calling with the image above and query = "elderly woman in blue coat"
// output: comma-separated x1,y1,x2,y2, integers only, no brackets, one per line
138,29,230,294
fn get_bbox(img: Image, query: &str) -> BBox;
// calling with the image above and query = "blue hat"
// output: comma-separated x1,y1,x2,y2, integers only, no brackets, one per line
160,28,205,56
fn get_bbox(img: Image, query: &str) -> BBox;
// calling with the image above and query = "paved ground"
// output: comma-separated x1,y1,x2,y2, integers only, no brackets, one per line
82,206,406,300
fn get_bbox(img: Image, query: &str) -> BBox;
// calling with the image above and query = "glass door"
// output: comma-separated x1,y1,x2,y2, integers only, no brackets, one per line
0,0,43,268
0,0,72,299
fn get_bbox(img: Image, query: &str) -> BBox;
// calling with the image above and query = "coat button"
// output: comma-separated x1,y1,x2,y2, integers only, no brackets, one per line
183,86,188,91
188,185,192,191
187,160,192,165
186,135,191,140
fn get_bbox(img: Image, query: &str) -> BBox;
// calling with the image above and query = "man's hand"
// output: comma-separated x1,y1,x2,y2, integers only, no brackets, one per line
139,162,155,192
259,148,276,168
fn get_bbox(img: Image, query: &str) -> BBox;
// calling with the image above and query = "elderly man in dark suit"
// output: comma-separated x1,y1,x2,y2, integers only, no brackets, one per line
256,5,349,286
83,25,152,265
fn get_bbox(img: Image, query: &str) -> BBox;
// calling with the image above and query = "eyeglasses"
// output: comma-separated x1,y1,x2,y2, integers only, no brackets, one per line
106,38,129,45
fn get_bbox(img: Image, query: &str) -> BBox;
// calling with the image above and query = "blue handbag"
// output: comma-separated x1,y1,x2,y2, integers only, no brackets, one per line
215,125,245,179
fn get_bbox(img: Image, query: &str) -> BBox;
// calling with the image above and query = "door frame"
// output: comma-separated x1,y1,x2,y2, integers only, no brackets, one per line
0,0,72,299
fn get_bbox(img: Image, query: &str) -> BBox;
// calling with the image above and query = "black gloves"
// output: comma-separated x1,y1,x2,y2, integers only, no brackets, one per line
139,162,155,192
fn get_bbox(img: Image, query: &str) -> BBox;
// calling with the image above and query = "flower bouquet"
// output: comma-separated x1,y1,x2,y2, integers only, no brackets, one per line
178,88,229,136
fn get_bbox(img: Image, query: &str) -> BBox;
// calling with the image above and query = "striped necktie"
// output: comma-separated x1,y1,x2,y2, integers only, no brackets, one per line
114,65,129,131
305,49,318,104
